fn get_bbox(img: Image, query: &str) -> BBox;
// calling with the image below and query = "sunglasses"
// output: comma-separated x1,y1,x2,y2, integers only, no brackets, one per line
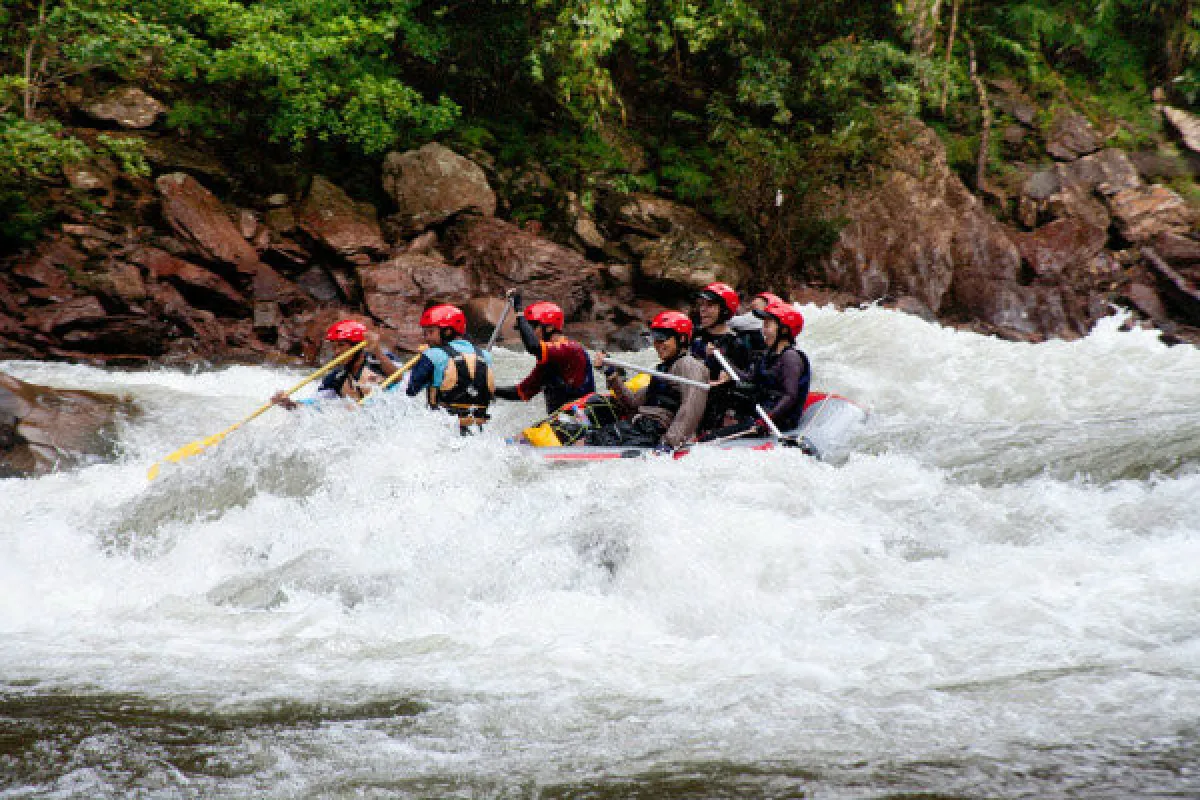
647,330,674,343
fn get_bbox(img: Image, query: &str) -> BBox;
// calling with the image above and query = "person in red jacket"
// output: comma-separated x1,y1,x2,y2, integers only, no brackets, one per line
493,289,596,413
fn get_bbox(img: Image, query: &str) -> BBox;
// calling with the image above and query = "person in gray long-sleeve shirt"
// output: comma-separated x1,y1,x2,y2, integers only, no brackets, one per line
592,311,709,449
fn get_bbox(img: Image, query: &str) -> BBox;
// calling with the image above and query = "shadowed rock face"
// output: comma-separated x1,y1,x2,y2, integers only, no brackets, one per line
0,373,135,478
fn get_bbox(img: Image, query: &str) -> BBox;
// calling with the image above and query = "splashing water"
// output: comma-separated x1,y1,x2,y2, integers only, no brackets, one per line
1,306,1198,798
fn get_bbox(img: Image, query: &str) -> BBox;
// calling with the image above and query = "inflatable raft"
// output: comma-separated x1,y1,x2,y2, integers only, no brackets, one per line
513,391,868,463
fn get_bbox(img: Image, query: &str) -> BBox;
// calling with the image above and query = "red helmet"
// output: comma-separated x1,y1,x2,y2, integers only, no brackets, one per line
325,319,367,343
696,282,739,319
524,301,564,332
755,292,784,307
757,300,805,339
419,304,467,335
649,310,693,340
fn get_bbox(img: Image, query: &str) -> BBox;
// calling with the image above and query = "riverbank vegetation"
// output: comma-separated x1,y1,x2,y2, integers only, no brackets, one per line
1,0,1197,273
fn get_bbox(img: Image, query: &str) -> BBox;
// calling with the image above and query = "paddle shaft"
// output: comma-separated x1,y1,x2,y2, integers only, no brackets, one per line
361,352,422,403
146,340,367,479
485,296,514,351
711,348,786,439
601,356,711,391
211,340,368,431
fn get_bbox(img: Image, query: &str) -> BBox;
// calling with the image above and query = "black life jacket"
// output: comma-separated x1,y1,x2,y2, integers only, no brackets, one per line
644,354,684,414
429,343,494,421
752,346,811,431
692,328,765,380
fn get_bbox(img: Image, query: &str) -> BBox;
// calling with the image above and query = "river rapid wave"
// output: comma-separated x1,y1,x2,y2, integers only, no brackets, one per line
2,306,1198,798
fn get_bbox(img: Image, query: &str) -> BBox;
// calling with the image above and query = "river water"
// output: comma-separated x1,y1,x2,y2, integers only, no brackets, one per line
1,306,1198,799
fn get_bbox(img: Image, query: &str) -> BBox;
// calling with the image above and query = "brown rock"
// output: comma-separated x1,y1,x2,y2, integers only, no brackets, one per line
155,173,260,275
1020,149,1141,231
1151,231,1200,265
1012,218,1108,279
237,209,260,240
1145,247,1200,326
1129,152,1197,181
566,190,607,250
360,254,475,347
60,316,169,356
382,143,497,234
604,192,747,291
822,121,1021,321
1162,106,1200,156
1126,282,1168,321
990,78,1037,126
293,266,341,303
13,237,83,288
296,176,385,258
0,372,133,477
262,238,310,274
1003,125,1027,147
603,263,634,286
27,296,108,333
405,230,439,255
65,160,117,195
265,207,297,235
85,87,166,129
1109,184,1196,243
133,247,248,314
142,139,232,189
1046,109,1101,161
78,260,148,304
446,216,598,321
252,264,314,313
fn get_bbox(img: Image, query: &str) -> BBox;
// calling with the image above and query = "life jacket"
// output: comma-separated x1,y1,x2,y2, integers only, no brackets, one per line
692,328,765,380
643,354,684,414
428,342,494,425
751,346,810,431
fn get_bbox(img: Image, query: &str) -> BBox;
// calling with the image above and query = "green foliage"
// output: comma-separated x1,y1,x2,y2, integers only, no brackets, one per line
0,0,180,119
0,114,87,183
0,188,52,245
146,0,461,153
96,133,149,177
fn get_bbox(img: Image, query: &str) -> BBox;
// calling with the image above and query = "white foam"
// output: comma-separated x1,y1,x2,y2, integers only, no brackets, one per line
2,307,1198,786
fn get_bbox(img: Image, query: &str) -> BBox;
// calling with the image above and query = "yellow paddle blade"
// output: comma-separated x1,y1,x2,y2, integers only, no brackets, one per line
523,422,562,448
626,372,651,392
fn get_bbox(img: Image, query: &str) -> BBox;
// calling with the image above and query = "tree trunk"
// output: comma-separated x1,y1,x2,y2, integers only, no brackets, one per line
939,0,961,115
968,37,992,194
22,0,48,120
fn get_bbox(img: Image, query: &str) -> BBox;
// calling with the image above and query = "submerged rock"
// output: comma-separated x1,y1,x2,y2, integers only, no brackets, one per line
0,372,135,477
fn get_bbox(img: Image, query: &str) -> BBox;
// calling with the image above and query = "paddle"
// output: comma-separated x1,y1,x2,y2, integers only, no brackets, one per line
485,294,515,351
711,348,804,448
599,356,712,391
146,341,367,480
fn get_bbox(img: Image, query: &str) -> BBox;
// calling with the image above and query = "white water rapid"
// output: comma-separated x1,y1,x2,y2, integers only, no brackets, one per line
2,306,1199,798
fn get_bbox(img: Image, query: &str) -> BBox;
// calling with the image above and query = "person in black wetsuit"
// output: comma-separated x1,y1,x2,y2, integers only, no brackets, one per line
690,282,767,432
699,299,810,441
493,290,595,414
690,282,766,380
